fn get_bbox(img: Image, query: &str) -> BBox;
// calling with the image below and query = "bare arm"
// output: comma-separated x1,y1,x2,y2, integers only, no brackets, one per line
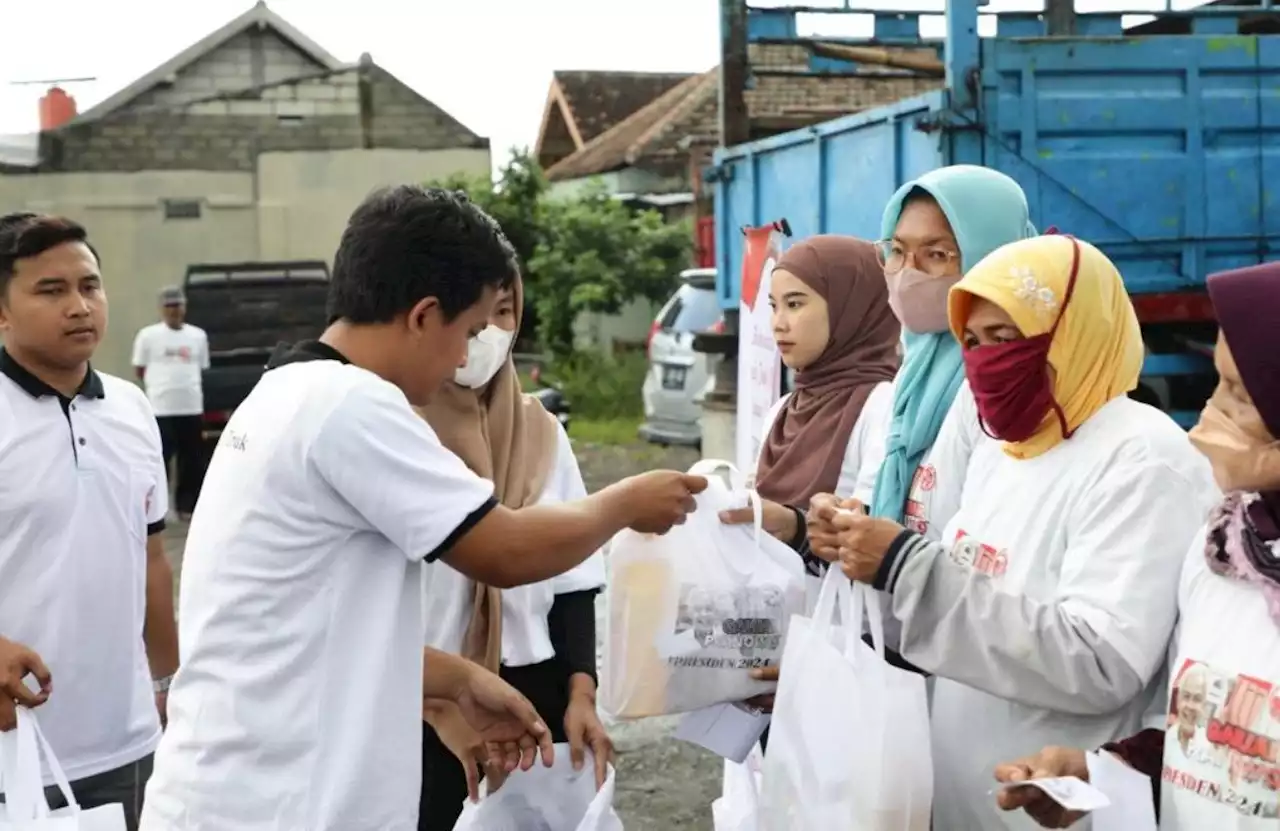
143,533,179,682
135,367,146,382
441,488,625,589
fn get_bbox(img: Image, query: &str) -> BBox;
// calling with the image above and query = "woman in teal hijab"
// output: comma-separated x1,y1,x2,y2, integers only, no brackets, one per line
865,165,1035,529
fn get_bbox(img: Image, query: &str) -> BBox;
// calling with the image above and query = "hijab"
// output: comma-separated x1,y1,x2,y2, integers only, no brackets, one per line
871,166,1036,522
1191,263,1280,625
948,235,1144,460
415,273,561,672
756,236,900,507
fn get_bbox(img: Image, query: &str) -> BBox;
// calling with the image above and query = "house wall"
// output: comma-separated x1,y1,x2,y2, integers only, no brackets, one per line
0,146,490,379
126,29,326,109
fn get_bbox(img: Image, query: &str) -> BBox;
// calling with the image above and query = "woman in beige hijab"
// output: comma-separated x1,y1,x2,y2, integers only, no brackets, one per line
415,274,613,829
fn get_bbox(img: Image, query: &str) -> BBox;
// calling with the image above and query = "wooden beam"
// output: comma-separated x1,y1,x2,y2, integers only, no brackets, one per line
810,42,945,77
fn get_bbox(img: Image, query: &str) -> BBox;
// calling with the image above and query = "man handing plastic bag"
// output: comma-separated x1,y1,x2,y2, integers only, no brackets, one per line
0,707,126,830
758,570,932,831
600,461,806,719
452,744,621,831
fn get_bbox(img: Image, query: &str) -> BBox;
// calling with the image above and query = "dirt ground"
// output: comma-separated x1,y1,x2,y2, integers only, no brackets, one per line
164,436,721,830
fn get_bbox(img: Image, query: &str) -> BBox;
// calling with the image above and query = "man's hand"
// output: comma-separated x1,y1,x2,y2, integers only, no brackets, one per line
425,701,509,803
0,636,51,732
616,472,708,534
993,746,1093,828
452,662,554,773
743,664,780,713
806,493,846,562
155,691,168,729
831,502,905,583
563,676,613,791
719,498,797,542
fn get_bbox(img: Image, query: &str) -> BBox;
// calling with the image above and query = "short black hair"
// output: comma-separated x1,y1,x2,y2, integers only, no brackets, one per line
327,185,517,324
0,212,99,296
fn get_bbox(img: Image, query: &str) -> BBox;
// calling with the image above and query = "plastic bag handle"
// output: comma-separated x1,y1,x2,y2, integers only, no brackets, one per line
0,707,78,819
687,458,765,576
811,571,887,667
687,458,747,491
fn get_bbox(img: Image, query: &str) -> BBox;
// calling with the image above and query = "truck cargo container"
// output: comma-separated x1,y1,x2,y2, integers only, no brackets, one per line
709,0,1280,427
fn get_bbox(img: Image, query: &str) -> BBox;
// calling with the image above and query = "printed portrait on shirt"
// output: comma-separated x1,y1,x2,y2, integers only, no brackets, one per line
1162,657,1280,819
904,463,936,535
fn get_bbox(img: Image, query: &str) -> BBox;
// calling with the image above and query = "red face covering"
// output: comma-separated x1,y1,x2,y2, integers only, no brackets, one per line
962,237,1082,443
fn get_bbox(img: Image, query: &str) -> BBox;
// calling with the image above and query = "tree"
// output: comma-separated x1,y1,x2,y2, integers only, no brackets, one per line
434,150,692,357
529,184,691,357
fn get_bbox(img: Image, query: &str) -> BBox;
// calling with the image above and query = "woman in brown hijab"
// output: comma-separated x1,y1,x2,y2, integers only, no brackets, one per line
722,235,902,550
415,274,613,830
718,235,901,736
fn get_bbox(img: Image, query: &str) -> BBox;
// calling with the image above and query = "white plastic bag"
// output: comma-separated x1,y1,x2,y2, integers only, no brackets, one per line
601,460,806,719
451,744,622,831
0,707,126,830
712,743,763,831
759,571,932,831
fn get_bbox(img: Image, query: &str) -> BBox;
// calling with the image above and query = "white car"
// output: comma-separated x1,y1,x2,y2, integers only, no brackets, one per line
639,268,723,447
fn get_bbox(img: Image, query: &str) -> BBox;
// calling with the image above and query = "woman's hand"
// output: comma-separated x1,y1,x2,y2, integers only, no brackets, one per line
993,746,1093,828
562,675,614,790
744,664,780,713
831,503,906,583
719,498,797,542
806,493,847,561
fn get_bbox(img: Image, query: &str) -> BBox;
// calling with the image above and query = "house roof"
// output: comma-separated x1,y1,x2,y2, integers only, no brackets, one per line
554,70,693,144
545,70,717,182
71,2,343,125
546,46,945,183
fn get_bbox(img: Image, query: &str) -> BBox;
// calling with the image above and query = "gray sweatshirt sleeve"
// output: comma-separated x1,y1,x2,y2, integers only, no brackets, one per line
872,458,1210,716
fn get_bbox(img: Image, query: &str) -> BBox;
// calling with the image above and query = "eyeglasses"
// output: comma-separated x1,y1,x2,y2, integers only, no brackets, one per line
875,240,961,277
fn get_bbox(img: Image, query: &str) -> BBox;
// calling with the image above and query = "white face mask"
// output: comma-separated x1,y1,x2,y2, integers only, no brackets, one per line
454,325,514,389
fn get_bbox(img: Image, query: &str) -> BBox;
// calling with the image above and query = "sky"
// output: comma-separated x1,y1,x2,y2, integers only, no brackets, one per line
0,0,1191,173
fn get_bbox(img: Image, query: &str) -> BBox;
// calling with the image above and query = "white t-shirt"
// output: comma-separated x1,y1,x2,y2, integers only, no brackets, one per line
131,323,210,417
141,352,497,831
0,359,167,785
852,378,983,541
758,380,894,502
423,422,606,666
1160,528,1280,827
888,397,1220,830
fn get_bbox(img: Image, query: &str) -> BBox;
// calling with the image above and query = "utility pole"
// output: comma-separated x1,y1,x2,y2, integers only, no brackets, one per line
1045,0,1077,36
718,0,750,147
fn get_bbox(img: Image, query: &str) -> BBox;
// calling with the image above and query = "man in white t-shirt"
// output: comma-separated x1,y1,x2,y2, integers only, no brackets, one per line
141,186,707,831
131,286,209,517
0,212,180,831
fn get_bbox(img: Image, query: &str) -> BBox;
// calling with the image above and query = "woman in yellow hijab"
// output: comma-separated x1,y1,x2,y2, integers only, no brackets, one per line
825,234,1220,829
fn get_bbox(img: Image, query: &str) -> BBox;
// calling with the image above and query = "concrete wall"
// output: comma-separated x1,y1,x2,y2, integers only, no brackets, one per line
0,146,490,379
41,65,485,174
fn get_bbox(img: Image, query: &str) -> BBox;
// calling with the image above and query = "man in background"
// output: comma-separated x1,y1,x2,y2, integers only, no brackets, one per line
132,286,209,518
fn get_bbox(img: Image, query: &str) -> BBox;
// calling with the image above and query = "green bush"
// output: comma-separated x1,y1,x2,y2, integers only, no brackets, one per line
548,350,648,420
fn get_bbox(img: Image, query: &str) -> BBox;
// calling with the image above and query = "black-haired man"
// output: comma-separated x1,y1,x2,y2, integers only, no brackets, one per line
143,186,706,830
0,213,179,830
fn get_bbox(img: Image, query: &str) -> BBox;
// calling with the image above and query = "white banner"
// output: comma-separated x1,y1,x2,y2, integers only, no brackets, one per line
735,224,785,475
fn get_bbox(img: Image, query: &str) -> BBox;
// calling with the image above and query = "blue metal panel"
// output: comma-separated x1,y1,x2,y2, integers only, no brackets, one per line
712,92,948,309
1141,353,1214,377
979,34,1280,296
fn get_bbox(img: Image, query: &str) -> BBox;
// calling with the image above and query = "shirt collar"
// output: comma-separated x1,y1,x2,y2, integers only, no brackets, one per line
0,347,106,401
265,339,351,369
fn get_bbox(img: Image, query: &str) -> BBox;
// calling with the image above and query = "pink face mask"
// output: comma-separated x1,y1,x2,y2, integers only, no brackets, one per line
886,268,962,334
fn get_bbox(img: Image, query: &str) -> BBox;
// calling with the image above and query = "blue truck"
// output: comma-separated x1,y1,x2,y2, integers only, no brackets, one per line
709,0,1280,427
